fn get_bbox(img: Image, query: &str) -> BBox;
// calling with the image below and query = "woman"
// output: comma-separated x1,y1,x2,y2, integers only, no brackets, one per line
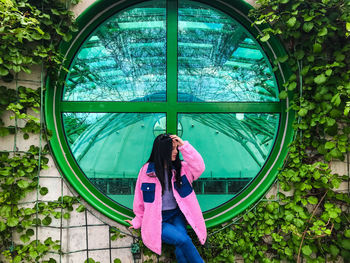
125,134,206,263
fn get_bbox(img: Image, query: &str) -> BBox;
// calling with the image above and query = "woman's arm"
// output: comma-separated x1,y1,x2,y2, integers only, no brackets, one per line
170,135,205,181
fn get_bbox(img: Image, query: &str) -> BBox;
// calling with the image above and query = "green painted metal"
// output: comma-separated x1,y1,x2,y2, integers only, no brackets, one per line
45,0,295,228
61,101,281,113
167,0,178,134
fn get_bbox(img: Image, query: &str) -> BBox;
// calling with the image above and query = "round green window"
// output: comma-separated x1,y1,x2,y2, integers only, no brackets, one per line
45,0,294,227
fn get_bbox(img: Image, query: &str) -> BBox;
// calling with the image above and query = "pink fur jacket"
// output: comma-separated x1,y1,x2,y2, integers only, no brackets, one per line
131,141,206,255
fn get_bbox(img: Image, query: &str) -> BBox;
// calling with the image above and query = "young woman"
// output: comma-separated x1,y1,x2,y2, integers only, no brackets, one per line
125,133,206,263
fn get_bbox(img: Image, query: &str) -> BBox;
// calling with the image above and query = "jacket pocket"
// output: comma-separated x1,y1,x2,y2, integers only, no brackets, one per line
141,183,156,203
174,175,193,198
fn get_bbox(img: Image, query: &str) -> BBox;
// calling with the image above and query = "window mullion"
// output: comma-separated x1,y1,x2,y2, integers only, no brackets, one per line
166,0,178,134
60,101,168,112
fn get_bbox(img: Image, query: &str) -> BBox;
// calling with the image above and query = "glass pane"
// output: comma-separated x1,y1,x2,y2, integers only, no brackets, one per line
63,1,167,102
178,1,279,102
178,113,280,211
63,113,166,208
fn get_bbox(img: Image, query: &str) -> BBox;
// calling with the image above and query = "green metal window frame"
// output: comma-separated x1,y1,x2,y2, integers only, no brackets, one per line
45,0,294,228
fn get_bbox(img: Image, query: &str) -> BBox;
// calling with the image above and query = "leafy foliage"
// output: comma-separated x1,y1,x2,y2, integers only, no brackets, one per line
193,0,350,262
0,0,79,78
0,0,81,262
1,0,349,262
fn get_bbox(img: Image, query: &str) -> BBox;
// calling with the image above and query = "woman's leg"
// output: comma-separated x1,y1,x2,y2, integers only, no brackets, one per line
162,215,204,263
162,222,188,263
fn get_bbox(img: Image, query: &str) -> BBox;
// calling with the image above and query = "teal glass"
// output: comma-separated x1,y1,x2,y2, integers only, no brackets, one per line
63,113,166,208
178,113,280,211
59,0,284,214
177,0,278,102
63,1,167,102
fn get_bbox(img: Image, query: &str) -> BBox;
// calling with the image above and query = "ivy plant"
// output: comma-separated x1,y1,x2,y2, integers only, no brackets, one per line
0,0,82,262
1,0,349,262
193,0,350,262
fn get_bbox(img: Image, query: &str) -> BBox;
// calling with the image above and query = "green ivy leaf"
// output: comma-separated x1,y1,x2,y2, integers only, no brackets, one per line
7,217,19,227
51,9,61,16
313,43,322,53
20,234,30,243
298,108,308,117
13,256,21,263
331,93,341,106
76,204,85,212
279,90,288,99
288,82,297,90
307,196,318,205
303,22,314,32
63,33,72,42
26,228,34,236
277,55,289,63
330,245,340,256
42,216,52,226
260,34,270,42
63,213,70,219
301,65,310,76
331,178,341,188
287,17,297,27
314,74,326,84
318,27,328,37
325,141,336,149
0,67,9,76
302,245,312,256
29,250,38,259
345,229,350,238
325,69,332,76
17,179,30,189
346,22,350,32
294,218,304,228
285,247,293,256
40,187,49,196
341,239,350,250
0,221,6,231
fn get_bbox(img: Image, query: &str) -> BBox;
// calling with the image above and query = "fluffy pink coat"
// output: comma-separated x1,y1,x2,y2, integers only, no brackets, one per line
131,141,206,255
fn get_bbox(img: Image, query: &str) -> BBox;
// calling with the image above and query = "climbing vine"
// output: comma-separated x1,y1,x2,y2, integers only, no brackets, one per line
1,0,349,262
192,0,350,262
0,0,84,262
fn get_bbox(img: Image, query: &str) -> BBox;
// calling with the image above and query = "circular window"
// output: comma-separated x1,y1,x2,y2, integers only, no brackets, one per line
45,0,293,227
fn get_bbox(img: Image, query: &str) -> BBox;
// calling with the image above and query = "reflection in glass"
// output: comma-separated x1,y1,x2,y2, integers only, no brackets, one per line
63,113,166,208
153,116,183,137
63,1,167,101
178,1,278,102
178,113,280,211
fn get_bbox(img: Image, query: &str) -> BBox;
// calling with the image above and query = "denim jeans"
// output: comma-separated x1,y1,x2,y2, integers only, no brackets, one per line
161,208,204,263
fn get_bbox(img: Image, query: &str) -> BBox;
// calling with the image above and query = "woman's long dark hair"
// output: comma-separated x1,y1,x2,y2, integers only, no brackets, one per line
147,134,182,193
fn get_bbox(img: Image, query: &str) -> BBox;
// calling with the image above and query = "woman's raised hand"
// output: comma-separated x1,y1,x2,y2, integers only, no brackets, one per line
170,134,184,147
125,220,134,229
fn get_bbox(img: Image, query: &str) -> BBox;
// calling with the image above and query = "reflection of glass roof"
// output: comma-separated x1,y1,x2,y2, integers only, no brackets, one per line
63,3,278,102
64,99,279,171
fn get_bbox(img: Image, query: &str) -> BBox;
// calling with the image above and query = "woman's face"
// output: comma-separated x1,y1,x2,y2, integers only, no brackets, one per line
171,143,178,161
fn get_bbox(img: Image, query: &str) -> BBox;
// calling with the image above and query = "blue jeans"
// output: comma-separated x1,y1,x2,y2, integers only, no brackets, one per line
161,208,204,263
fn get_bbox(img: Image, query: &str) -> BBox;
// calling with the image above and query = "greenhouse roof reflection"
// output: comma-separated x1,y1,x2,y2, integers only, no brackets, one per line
63,5,278,102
